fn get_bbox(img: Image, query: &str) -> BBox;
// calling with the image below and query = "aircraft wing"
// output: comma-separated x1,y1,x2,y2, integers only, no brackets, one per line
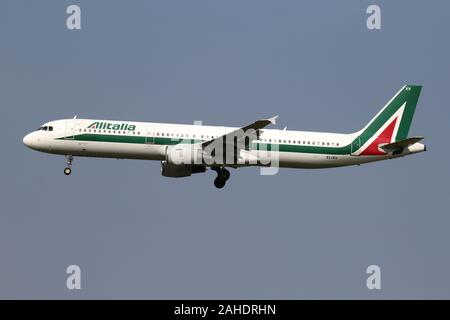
381,136,424,153
202,115,278,148
200,115,278,164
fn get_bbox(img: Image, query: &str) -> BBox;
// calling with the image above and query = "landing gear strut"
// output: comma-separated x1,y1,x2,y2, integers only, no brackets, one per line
64,155,73,176
212,167,230,189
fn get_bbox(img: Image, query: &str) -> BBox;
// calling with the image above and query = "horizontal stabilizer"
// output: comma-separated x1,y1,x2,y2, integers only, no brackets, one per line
381,136,424,153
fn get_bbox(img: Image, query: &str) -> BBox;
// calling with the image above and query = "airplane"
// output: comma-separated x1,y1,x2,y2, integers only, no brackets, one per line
23,85,426,188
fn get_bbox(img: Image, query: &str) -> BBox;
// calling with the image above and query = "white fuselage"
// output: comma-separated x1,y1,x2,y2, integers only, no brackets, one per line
23,118,425,169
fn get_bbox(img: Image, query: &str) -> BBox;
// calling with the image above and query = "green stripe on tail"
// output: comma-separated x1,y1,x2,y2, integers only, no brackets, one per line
355,85,422,146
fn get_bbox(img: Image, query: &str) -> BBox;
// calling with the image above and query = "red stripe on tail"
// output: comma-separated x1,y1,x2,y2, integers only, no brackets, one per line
360,118,398,155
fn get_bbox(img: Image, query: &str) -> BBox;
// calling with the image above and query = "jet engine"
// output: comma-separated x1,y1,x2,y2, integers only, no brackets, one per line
161,161,206,178
165,144,204,165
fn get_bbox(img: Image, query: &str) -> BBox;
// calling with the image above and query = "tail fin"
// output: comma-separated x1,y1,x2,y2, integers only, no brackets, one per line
351,85,422,155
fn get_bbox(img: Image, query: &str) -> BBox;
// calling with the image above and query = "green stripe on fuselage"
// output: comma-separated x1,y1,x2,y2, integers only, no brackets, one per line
58,134,202,145
255,142,350,155
57,134,351,155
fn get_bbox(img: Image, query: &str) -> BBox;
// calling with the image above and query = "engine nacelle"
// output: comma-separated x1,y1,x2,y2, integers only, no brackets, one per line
161,161,206,178
165,144,204,165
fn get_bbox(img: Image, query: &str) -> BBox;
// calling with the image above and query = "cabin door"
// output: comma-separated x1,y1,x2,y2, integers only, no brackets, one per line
145,126,155,144
64,118,76,139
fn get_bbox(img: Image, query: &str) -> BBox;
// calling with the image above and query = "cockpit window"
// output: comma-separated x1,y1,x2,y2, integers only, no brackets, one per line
36,126,53,131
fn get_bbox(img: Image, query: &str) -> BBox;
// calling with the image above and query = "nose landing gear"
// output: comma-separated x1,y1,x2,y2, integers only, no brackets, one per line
212,167,230,189
64,155,73,176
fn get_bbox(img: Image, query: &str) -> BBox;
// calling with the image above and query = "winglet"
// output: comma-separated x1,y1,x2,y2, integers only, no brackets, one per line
268,115,278,125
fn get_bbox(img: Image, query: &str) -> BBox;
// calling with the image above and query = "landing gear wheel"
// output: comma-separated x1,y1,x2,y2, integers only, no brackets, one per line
219,168,230,181
214,177,226,189
64,155,73,176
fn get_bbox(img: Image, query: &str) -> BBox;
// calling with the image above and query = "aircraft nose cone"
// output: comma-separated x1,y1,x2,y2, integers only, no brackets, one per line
23,133,33,148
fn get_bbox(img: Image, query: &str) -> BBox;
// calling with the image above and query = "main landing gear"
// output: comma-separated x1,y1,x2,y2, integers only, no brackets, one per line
212,167,230,189
64,155,73,176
